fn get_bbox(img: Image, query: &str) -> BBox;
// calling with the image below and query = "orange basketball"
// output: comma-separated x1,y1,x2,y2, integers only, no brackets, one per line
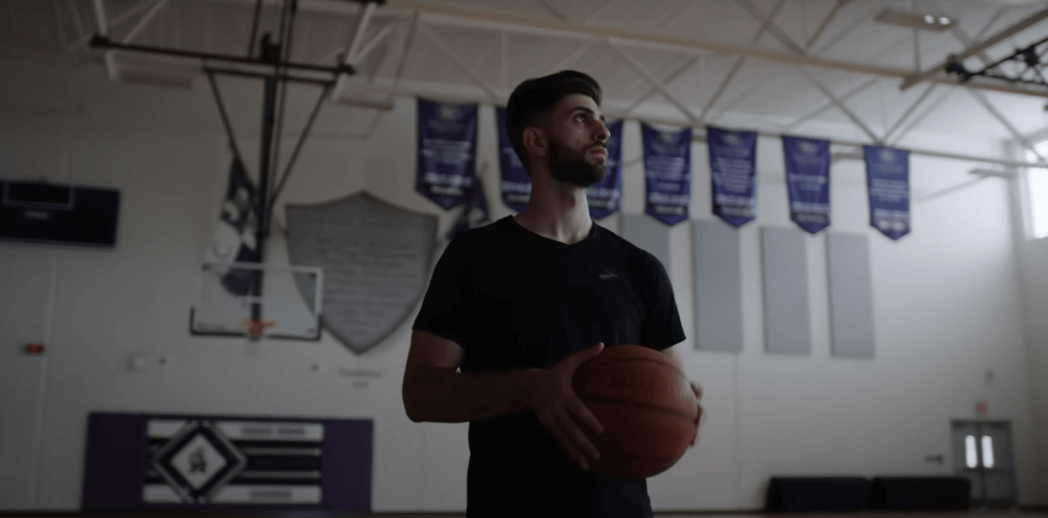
572,345,698,479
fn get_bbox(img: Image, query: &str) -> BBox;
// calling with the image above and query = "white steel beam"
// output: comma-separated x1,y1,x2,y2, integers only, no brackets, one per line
783,75,879,130
381,0,1048,98
697,56,746,124
416,22,499,102
624,55,699,115
67,0,153,53
901,4,1048,90
332,1,376,100
966,88,1048,165
750,0,786,45
888,88,952,146
549,38,599,72
122,0,168,44
882,83,937,143
91,0,118,80
733,0,803,54
607,38,700,125
581,0,613,25
797,67,881,143
394,12,420,86
805,0,851,51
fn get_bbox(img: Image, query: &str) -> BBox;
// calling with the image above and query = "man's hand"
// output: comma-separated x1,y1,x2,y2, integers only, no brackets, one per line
525,342,606,470
690,380,706,447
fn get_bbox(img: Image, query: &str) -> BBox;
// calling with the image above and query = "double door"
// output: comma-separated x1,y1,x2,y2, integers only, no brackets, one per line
951,420,1017,508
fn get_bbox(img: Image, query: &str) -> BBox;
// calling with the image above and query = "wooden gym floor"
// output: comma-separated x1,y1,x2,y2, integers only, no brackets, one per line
1,510,1045,517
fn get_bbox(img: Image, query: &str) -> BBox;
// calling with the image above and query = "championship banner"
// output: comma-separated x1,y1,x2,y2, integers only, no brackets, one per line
863,145,911,240
446,176,491,240
417,98,478,210
782,135,831,234
587,119,624,220
641,123,691,226
707,126,758,228
496,107,531,212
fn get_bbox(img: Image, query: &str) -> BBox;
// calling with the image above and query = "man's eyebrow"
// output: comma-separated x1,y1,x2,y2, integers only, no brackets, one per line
569,106,606,122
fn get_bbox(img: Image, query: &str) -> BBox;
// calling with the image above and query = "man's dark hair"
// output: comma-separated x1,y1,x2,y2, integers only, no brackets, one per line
505,70,603,172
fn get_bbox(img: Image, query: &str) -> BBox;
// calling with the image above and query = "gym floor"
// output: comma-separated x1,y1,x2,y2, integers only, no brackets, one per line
1,511,1045,517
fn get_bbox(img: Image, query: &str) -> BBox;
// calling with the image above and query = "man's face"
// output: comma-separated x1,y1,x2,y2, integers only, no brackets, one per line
545,93,610,188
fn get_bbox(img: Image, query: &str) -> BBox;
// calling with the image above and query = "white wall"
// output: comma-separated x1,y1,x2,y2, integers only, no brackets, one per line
1010,136,1048,507
0,52,1042,511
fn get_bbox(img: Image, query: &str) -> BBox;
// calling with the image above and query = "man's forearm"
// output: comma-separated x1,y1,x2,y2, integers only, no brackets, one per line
404,368,538,423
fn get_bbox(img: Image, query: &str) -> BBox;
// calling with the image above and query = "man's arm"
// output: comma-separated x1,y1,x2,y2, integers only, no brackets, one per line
402,330,537,423
402,330,607,469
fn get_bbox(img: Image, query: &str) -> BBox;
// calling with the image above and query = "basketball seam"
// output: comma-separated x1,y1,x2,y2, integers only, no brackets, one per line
582,396,696,422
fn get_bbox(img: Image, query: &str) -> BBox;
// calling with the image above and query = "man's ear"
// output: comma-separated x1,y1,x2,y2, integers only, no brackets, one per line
523,127,547,160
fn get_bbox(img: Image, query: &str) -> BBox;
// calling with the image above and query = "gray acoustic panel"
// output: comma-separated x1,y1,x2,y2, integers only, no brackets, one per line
760,226,811,354
622,213,671,273
826,233,876,357
692,219,743,352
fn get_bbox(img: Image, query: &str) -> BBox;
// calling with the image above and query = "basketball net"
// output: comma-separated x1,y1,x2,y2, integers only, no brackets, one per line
241,319,275,340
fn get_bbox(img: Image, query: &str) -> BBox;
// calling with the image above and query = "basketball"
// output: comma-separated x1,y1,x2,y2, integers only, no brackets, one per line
572,345,698,479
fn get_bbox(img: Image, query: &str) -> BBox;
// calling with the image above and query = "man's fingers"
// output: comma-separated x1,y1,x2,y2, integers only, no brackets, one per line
545,409,592,470
570,397,604,436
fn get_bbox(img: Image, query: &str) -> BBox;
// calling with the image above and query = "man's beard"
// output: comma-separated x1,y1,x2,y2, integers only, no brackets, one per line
548,138,607,188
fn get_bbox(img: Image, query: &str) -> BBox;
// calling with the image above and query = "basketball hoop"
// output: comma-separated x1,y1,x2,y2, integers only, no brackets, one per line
241,319,275,340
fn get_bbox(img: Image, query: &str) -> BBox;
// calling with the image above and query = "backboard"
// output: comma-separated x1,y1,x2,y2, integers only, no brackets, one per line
189,262,323,341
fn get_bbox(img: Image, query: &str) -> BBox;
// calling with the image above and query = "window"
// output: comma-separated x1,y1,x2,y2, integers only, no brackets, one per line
1025,141,1048,239
965,434,995,468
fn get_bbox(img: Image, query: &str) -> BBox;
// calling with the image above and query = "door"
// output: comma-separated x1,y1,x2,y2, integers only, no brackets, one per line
951,420,1017,508
0,248,54,510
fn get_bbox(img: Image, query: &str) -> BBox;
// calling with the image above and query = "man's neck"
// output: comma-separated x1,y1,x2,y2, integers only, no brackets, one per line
513,187,593,245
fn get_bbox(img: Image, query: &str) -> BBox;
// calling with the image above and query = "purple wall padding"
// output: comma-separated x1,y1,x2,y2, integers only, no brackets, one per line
81,413,149,510
81,412,373,514
323,419,374,511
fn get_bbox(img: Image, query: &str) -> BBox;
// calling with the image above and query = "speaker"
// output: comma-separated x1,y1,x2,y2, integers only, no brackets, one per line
766,477,869,512
0,180,121,247
870,477,970,510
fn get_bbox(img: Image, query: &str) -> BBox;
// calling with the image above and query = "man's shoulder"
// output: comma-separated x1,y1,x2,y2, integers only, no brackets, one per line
594,223,657,266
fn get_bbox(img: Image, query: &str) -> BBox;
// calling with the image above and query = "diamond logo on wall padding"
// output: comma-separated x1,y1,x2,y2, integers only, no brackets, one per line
149,420,247,503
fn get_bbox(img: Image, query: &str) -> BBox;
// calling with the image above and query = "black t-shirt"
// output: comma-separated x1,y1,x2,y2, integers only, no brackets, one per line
412,215,686,518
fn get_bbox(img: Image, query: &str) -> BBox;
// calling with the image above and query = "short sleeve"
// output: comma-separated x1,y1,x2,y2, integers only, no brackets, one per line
412,233,473,347
641,252,686,350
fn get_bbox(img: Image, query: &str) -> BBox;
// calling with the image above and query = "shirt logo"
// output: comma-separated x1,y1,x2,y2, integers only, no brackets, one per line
599,270,618,280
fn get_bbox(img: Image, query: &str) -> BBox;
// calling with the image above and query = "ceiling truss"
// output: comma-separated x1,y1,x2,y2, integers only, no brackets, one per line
31,0,1048,170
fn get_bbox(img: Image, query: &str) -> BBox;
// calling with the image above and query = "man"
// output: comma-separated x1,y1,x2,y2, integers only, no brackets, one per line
403,70,705,518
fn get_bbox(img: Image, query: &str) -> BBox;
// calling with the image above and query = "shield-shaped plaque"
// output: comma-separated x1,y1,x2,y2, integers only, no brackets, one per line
286,192,438,354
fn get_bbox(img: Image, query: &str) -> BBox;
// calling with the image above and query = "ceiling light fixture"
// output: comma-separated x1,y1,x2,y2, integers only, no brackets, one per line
876,8,956,32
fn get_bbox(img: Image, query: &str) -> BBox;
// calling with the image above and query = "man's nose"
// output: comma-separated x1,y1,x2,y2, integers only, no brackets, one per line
595,123,610,143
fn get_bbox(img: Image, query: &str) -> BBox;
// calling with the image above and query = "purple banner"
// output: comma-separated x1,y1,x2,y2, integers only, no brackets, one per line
642,123,691,226
417,98,478,210
707,126,757,228
496,106,531,212
782,135,831,234
446,176,491,240
587,119,624,220
864,145,911,240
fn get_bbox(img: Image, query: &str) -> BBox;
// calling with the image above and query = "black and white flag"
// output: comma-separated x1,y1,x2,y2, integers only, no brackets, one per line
203,157,261,296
